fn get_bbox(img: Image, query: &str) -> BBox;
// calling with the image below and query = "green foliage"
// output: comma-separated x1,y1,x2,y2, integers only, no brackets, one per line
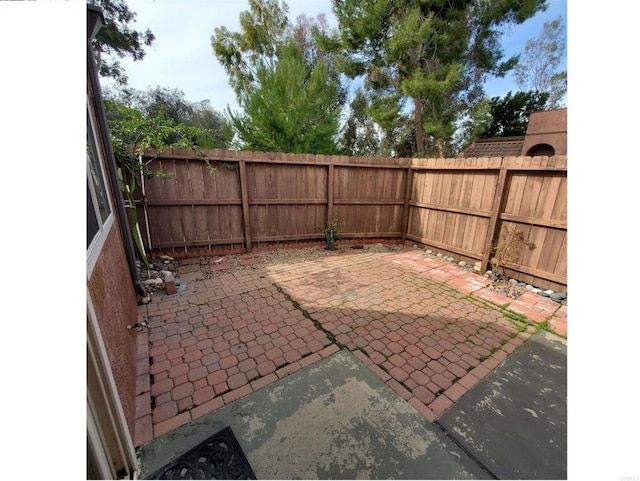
330,0,547,156
212,0,346,154
105,102,209,166
453,90,548,151
104,86,233,149
323,215,339,250
105,100,215,267
211,0,293,99
228,44,341,154
453,97,493,152
89,0,155,85
482,90,549,138
339,88,381,156
514,17,567,109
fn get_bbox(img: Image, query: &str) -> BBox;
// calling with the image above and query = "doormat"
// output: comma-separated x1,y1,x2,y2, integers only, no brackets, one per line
146,426,257,480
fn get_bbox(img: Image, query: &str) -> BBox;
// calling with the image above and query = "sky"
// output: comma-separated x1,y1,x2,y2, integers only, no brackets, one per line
102,0,568,114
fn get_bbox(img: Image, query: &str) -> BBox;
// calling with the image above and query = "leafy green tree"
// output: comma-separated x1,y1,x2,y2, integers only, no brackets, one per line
454,90,548,151
104,101,217,267
481,90,549,138
339,88,381,156
453,97,492,153
104,86,233,149
212,0,345,154
228,44,341,153
329,0,547,157
212,0,291,99
89,0,155,85
514,17,567,109
188,100,234,149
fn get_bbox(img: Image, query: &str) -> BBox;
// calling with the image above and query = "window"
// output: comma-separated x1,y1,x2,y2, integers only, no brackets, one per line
87,108,114,272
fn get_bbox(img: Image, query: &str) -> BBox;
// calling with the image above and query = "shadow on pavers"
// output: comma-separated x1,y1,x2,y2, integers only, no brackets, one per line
138,350,490,479
438,330,567,480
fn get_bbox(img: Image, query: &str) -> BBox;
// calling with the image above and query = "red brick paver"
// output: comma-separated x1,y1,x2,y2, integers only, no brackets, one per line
134,247,566,446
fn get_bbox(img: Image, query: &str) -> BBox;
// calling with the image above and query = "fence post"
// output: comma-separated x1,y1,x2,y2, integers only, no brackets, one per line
480,161,509,272
401,164,413,243
327,160,335,220
238,159,253,252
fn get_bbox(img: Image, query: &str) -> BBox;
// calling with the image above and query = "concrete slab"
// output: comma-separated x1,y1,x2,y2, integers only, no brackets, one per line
138,350,490,479
438,330,567,480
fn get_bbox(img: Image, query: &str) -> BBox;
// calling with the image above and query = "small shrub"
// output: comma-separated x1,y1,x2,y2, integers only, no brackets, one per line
490,224,535,277
323,214,339,250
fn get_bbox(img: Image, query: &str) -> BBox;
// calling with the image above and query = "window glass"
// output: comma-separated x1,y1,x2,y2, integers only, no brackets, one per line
87,123,111,225
87,182,99,249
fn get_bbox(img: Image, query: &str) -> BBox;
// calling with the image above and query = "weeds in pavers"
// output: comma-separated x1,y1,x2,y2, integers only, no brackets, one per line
465,295,531,334
274,284,346,350
535,320,551,333
352,346,369,356
503,310,527,323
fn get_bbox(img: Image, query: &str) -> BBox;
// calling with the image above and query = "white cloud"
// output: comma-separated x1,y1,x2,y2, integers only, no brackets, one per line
102,0,567,112
102,0,337,113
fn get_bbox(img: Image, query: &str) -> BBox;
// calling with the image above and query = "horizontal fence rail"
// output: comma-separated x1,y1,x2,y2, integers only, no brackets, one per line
134,149,566,291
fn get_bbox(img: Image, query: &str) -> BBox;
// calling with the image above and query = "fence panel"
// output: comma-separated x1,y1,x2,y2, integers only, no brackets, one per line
333,164,406,238
406,158,500,261
494,162,567,290
137,150,566,289
140,158,244,249
247,162,328,243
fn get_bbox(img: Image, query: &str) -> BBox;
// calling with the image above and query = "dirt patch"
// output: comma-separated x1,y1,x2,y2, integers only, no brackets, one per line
486,278,529,299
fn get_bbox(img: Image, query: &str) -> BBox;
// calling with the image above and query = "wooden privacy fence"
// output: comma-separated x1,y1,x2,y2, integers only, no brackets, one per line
135,149,566,291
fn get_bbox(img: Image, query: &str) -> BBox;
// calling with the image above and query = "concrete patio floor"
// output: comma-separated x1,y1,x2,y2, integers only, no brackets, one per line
133,245,567,476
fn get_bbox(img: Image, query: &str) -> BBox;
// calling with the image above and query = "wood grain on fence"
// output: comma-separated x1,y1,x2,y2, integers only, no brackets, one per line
136,149,566,290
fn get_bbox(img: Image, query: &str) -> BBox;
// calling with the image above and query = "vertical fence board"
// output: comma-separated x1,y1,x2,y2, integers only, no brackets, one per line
505,173,527,215
533,173,561,220
554,233,568,279
462,216,478,253
460,170,474,208
518,174,542,218
204,162,221,241
238,160,252,251
440,171,453,206
473,218,489,255
537,228,565,275
551,175,568,221
192,163,208,244
520,223,544,270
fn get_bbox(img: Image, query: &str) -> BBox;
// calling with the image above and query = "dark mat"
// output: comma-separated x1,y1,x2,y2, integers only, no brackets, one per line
145,426,256,480
438,331,567,480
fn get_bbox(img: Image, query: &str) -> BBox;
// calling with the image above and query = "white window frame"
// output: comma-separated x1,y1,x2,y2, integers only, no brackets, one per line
87,292,138,479
87,101,115,277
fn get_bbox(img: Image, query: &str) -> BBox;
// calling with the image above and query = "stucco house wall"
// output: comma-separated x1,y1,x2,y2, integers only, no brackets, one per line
87,15,140,438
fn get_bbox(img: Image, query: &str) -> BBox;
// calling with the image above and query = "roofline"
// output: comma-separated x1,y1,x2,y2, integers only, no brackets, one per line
473,136,525,143
529,107,567,115
87,4,104,41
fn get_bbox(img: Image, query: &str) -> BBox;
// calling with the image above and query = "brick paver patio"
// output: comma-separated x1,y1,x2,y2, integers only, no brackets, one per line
133,247,566,447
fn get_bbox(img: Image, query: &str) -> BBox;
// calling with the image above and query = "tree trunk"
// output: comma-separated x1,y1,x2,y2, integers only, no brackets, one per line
413,95,425,155
435,137,447,158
